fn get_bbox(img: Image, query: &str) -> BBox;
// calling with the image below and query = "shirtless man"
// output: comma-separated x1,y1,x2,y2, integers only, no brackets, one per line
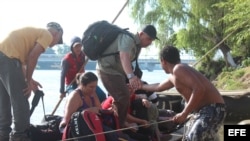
141,46,226,141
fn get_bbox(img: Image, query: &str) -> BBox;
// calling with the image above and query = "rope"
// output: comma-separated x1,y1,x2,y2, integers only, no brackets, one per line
191,31,235,67
59,113,194,141
60,119,175,141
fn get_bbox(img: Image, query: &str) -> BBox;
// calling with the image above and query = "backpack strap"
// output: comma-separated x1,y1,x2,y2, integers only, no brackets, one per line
99,52,120,58
100,29,140,59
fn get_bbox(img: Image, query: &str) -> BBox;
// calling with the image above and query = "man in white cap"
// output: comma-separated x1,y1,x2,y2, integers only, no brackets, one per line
0,22,63,141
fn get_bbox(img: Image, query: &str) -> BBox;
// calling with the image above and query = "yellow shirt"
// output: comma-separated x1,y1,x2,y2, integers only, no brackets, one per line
0,27,53,65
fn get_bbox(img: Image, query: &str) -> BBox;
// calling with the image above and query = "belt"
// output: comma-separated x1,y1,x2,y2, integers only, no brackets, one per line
0,51,21,67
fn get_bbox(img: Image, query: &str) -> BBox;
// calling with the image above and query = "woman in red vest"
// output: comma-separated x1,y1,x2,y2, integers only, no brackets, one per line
59,36,107,102
59,36,86,98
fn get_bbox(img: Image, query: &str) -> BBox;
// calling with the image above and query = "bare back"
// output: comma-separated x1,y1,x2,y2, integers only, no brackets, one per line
170,64,224,111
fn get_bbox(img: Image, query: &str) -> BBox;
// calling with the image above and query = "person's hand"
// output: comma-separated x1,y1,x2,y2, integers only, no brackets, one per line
59,120,67,130
124,122,138,132
129,76,142,90
173,112,188,124
137,81,145,90
31,79,43,91
24,79,42,98
142,99,151,108
140,120,150,128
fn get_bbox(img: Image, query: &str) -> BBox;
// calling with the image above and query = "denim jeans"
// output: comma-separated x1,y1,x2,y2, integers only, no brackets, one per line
0,52,30,141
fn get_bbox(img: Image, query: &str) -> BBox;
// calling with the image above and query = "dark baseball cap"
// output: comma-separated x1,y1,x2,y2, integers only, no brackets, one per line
47,22,63,44
142,25,159,40
70,36,82,49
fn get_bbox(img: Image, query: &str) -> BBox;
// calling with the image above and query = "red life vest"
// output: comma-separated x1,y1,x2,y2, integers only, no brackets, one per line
64,52,85,85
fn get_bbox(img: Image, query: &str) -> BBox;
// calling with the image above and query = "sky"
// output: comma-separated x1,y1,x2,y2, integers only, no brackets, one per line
0,0,137,41
0,0,161,57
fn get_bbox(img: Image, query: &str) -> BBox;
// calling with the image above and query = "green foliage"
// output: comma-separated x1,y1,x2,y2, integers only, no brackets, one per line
215,0,250,61
128,0,250,77
221,80,243,90
216,0,250,36
216,67,249,90
234,70,245,79
128,0,188,38
242,58,250,67
222,66,235,72
196,58,225,80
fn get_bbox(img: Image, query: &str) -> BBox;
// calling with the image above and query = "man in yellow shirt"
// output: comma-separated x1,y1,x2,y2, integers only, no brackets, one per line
0,22,63,141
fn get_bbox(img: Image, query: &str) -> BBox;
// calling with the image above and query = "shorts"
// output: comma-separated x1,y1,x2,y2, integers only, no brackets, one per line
183,103,226,141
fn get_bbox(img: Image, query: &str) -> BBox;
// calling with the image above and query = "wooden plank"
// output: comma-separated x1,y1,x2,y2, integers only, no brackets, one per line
157,90,250,96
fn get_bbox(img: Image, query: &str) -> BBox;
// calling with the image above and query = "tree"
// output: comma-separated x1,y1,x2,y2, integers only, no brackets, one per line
53,44,70,55
216,0,250,60
128,0,188,46
128,0,243,67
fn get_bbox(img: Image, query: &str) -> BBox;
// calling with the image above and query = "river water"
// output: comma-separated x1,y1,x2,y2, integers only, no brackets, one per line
30,69,168,124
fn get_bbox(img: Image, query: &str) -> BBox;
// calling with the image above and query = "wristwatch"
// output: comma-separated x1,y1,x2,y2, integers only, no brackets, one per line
127,73,135,79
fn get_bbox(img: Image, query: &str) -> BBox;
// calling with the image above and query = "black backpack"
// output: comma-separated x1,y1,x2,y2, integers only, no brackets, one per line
29,115,63,141
82,20,134,60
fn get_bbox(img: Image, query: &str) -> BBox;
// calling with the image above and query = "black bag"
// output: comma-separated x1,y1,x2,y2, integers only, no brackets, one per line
30,90,44,116
29,115,63,141
82,20,133,60
29,90,63,141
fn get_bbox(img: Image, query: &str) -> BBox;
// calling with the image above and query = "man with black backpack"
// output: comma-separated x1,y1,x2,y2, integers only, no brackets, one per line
96,24,159,128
